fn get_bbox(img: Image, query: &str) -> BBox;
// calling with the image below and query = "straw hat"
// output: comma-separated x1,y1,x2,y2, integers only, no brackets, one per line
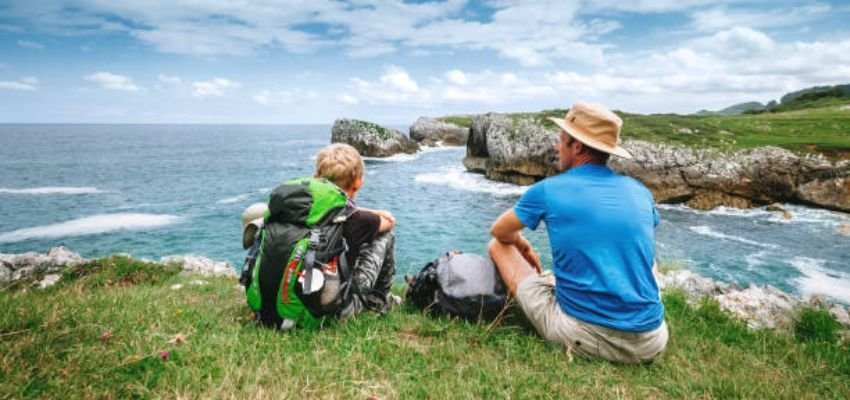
547,102,632,159
241,202,268,249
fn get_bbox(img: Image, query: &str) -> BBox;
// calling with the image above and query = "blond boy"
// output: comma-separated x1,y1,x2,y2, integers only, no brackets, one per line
314,143,399,317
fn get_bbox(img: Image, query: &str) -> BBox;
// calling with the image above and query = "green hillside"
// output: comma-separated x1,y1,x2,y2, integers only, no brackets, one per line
440,95,850,158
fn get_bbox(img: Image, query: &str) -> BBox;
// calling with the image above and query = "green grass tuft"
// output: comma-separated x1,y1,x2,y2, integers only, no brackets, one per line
795,307,840,344
60,256,182,290
439,116,473,128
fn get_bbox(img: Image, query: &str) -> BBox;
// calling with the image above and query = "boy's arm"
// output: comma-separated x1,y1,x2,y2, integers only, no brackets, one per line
358,207,395,233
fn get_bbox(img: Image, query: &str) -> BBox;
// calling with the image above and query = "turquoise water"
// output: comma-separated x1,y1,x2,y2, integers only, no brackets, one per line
1,124,848,303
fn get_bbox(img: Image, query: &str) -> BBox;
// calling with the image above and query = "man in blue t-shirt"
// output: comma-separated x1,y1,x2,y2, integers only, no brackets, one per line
489,102,668,364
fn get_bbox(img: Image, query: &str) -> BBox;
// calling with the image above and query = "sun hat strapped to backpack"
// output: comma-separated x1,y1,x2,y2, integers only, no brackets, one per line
241,177,356,329
406,252,507,322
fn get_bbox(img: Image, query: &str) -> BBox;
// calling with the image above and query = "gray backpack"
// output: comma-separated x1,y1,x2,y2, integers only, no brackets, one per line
405,252,507,321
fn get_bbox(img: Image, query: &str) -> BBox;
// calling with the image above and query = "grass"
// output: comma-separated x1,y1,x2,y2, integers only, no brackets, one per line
2,258,849,399
440,101,850,158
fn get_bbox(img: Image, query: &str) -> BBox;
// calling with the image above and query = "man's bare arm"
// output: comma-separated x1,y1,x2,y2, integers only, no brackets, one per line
491,209,542,272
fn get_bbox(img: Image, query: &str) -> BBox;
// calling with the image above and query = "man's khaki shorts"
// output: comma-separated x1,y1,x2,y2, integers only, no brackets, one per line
516,273,668,364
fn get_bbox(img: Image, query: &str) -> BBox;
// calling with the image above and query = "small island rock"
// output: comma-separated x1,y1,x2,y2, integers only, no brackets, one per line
409,117,470,146
331,118,419,157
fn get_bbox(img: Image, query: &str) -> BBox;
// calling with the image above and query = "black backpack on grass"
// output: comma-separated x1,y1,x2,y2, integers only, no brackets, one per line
405,252,507,322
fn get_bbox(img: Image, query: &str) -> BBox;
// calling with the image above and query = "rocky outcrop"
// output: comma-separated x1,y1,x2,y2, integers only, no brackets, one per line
463,114,850,211
160,255,234,277
0,246,84,285
0,247,235,289
332,118,419,157
658,269,850,332
463,113,558,185
409,117,470,146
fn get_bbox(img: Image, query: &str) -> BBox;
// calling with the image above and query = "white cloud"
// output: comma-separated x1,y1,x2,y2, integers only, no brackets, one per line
158,74,181,84
84,71,141,91
0,77,38,91
0,0,611,67
585,0,738,13
351,65,432,106
252,89,301,105
380,66,420,93
690,26,774,58
17,40,44,49
192,78,241,97
446,70,468,85
337,94,359,105
691,4,832,32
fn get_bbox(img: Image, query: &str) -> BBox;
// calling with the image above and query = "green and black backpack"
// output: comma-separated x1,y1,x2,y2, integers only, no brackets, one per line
242,177,356,329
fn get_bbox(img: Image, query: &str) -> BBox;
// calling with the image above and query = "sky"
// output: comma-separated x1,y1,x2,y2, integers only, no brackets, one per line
1,0,849,124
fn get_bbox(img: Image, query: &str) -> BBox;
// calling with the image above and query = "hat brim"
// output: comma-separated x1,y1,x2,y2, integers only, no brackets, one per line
242,218,263,249
548,117,632,159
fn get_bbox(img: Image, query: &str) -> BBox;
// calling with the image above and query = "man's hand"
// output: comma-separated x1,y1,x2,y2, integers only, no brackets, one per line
516,235,543,273
491,209,542,273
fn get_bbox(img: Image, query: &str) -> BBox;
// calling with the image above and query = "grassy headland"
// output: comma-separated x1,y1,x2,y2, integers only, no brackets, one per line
2,257,848,399
440,95,850,158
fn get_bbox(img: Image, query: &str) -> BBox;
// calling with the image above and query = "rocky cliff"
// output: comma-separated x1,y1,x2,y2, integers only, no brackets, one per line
331,118,419,157
409,117,469,146
463,113,850,211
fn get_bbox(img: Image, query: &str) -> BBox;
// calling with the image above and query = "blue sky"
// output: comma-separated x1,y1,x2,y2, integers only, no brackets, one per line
1,0,849,123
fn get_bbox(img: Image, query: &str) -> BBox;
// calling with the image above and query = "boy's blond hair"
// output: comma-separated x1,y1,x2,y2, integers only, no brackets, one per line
315,143,365,190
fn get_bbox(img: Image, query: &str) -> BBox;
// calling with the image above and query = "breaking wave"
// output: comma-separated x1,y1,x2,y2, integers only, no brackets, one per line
688,225,779,249
414,166,528,197
0,213,181,243
217,194,252,204
363,153,420,163
790,257,850,304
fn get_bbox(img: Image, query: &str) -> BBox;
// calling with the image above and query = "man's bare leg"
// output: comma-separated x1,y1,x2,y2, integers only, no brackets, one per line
488,239,538,296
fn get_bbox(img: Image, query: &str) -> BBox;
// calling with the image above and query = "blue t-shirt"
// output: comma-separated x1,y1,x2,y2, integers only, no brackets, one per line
514,163,664,332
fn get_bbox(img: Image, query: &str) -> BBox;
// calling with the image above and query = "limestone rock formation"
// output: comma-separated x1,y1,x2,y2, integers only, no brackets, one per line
409,117,469,146
463,113,558,185
160,255,234,277
331,118,419,157
462,113,850,211
0,246,84,284
0,247,236,288
658,269,850,332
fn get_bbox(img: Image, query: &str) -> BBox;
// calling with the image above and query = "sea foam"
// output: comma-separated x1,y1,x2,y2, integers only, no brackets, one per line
688,225,779,249
415,166,528,197
0,213,180,243
217,194,251,204
0,186,106,194
790,257,850,304
363,153,420,163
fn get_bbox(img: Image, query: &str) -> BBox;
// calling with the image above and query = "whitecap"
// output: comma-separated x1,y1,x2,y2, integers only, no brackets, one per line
217,193,251,204
415,166,528,197
790,257,850,304
744,250,769,270
0,213,181,243
658,203,849,228
0,186,106,194
688,225,779,248
419,143,464,153
363,153,420,163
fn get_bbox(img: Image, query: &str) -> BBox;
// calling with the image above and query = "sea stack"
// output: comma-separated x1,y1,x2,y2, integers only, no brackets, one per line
331,118,419,157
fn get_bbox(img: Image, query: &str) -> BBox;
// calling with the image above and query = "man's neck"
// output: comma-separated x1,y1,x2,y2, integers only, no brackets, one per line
570,156,605,170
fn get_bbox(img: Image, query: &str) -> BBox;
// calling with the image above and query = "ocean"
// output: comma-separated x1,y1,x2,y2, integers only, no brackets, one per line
1,124,848,303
